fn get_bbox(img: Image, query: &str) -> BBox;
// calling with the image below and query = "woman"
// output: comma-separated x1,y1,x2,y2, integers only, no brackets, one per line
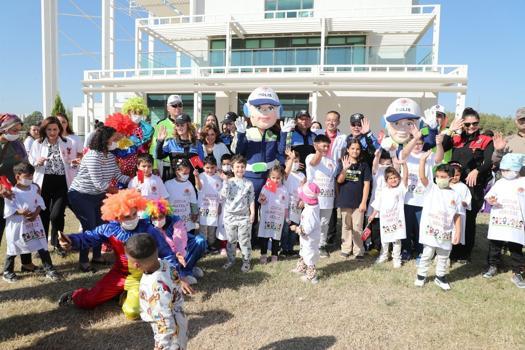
23,123,40,153
310,121,322,133
29,116,78,254
201,124,230,169
443,107,494,263
68,126,130,272
56,113,83,160
205,113,219,128
156,113,204,182
0,113,36,271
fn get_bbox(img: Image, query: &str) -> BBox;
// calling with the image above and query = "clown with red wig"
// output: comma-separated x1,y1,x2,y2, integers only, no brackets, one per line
57,190,190,319
142,198,207,285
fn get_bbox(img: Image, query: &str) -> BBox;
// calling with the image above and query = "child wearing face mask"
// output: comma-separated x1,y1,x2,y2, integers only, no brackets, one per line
414,152,462,291
448,162,472,247
3,162,62,283
128,153,168,200
281,149,305,257
483,153,525,288
165,160,198,234
215,154,233,256
368,162,408,268
257,165,289,264
195,156,222,253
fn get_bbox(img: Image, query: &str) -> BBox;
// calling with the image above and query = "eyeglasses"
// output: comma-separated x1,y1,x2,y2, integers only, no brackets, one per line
170,103,183,108
350,122,362,127
464,122,479,127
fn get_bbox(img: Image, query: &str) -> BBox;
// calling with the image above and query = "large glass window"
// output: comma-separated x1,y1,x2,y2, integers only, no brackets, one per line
237,93,309,119
265,0,314,18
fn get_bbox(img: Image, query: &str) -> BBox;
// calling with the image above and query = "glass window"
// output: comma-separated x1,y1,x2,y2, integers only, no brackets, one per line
308,37,320,45
211,40,226,50
303,0,314,9
291,38,307,46
327,37,346,45
246,40,259,49
237,93,308,118
346,36,366,45
260,39,275,48
265,0,277,11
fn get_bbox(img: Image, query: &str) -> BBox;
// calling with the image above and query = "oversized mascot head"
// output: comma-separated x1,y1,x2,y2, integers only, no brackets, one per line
384,98,422,145
243,87,282,130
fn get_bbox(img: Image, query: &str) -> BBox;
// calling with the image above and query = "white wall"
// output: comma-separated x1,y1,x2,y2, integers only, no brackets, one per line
204,0,264,17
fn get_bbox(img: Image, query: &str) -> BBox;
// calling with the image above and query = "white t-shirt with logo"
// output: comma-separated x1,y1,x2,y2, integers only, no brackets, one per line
285,171,306,223
485,177,525,245
404,152,435,207
305,154,336,210
367,166,387,216
419,183,462,250
197,173,222,227
371,184,407,243
450,181,472,245
165,179,197,231
128,174,169,200
258,186,289,240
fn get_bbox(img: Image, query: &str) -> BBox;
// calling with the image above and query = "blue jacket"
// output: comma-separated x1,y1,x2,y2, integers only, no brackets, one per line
278,129,316,166
68,220,178,268
156,138,205,164
236,128,284,179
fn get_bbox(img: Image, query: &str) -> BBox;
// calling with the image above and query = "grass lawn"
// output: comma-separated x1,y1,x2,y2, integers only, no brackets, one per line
0,211,524,350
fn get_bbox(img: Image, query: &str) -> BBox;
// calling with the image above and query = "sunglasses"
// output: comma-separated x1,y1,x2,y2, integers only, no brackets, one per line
351,122,362,127
464,122,479,127
170,103,183,108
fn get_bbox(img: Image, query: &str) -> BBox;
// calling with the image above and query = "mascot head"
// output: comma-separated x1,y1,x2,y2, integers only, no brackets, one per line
384,98,422,145
122,97,149,124
244,87,282,130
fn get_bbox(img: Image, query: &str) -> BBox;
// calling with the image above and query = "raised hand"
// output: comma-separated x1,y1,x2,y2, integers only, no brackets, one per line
360,117,371,135
409,124,422,140
157,125,167,141
435,133,444,145
449,117,464,132
421,150,433,161
280,119,296,133
492,132,507,151
341,155,352,170
422,108,438,129
235,117,247,133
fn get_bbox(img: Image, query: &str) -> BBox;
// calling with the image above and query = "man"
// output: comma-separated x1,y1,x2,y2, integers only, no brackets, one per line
149,95,184,177
421,104,453,163
220,111,237,152
278,110,316,168
343,113,380,167
492,107,525,176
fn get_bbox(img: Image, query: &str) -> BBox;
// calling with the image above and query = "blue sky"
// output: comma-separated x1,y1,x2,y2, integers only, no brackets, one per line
1,0,524,117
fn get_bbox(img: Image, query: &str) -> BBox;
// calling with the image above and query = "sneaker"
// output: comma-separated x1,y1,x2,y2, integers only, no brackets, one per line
401,250,411,262
184,275,198,285
2,272,18,283
367,248,380,257
271,255,278,263
300,275,319,284
58,291,74,306
46,270,63,282
393,260,402,269
482,266,498,279
241,260,251,273
340,252,350,258
79,264,97,273
319,246,329,258
511,273,525,289
455,259,469,265
260,255,268,265
21,264,43,273
414,274,426,287
434,276,451,290
354,255,365,261
375,255,388,264
192,266,204,278
220,248,227,256
222,261,234,270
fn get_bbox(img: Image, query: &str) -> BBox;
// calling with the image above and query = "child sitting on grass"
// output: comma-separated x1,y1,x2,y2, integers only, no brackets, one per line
125,233,193,350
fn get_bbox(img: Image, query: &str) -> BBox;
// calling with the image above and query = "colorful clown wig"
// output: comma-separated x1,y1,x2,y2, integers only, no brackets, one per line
104,112,137,136
142,199,174,219
122,97,149,116
101,189,148,221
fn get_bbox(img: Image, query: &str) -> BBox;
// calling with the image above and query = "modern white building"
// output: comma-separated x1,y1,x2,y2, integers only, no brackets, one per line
71,0,467,134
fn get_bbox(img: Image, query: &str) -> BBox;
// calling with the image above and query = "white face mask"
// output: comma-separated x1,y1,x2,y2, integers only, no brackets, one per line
501,170,519,180
222,165,232,172
291,162,300,172
178,173,189,181
121,217,140,231
153,218,166,229
3,133,19,141
436,178,450,189
20,178,33,186
131,114,143,124
108,141,118,151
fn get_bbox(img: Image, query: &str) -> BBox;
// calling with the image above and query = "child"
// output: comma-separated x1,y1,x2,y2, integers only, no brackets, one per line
290,182,321,284
195,156,222,252
128,153,169,200
165,159,198,233
220,155,255,272
414,151,461,290
306,134,337,258
257,165,289,264
336,139,371,259
125,233,192,350
368,162,409,268
483,153,525,288
448,162,472,247
282,149,305,256
3,162,62,282
215,154,233,256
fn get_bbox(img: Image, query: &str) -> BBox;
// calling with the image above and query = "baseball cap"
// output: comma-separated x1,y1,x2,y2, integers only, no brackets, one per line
430,104,446,117
175,113,191,124
167,95,183,106
500,153,524,172
247,87,280,106
350,113,364,123
295,110,311,119
222,112,238,124
385,98,422,122
515,107,525,120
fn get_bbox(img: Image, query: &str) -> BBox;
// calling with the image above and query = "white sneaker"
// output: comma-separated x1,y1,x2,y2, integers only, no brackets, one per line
192,266,204,278
434,276,451,290
220,248,227,256
393,260,402,269
184,275,198,285
375,255,388,264
222,261,234,270
300,275,319,284
241,260,251,273
414,275,426,287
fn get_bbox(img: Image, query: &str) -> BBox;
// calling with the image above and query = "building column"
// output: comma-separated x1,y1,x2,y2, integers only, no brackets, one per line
320,18,326,71
101,0,115,116
135,24,143,70
226,22,231,72
432,5,441,68
311,91,318,121
455,91,466,120
41,0,58,117
148,12,155,69
194,92,202,124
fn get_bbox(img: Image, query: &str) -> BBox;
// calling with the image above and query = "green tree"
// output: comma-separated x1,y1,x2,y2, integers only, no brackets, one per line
51,93,67,117
23,111,44,131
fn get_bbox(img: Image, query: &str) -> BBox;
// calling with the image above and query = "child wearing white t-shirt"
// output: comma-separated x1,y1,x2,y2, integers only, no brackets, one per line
282,149,305,256
194,156,222,252
128,154,169,200
414,151,461,291
306,134,337,258
448,162,472,246
482,153,525,288
165,159,198,233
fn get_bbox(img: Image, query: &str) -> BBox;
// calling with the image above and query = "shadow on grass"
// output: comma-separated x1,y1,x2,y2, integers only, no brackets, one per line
449,224,488,283
258,336,337,350
187,309,234,339
318,257,374,279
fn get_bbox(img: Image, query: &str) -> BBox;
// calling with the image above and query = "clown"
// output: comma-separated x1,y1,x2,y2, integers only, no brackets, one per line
142,199,207,285
57,190,190,319
381,98,438,154
104,97,154,177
